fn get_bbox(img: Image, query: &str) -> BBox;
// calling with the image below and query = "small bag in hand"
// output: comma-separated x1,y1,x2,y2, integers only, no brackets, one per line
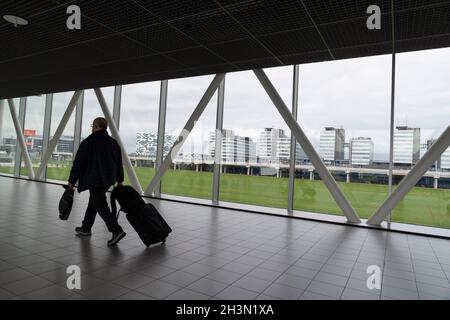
59,185,74,220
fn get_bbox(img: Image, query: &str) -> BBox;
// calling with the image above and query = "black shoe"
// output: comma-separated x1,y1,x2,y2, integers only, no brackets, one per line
75,227,91,236
107,231,126,246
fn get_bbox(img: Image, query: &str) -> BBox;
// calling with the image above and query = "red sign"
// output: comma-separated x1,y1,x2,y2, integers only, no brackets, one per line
23,129,36,137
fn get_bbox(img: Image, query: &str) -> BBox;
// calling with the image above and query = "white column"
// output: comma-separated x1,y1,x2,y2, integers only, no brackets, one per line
155,80,168,197
0,100,4,142
14,98,26,177
434,176,439,189
73,91,84,157
40,94,53,180
288,64,299,212
7,98,35,179
212,77,225,204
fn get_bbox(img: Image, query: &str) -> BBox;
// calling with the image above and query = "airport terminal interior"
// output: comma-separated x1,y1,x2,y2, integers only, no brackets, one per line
1,1,450,300
1,176,450,300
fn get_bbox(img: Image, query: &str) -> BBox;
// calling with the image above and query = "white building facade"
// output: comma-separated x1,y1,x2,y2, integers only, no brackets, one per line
393,126,420,165
258,127,284,163
276,135,307,162
136,132,176,157
350,137,374,166
441,147,450,170
209,129,255,163
319,127,345,163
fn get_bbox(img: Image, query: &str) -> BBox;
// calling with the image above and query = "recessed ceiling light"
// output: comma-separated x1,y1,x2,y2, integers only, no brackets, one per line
3,15,29,27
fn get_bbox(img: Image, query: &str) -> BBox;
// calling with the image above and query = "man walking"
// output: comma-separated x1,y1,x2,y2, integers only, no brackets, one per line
68,117,126,246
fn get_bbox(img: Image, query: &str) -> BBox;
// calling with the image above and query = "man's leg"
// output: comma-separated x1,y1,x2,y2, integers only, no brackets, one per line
90,187,123,234
79,191,97,233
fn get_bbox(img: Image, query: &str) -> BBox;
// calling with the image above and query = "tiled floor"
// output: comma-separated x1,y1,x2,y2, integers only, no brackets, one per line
1,176,450,300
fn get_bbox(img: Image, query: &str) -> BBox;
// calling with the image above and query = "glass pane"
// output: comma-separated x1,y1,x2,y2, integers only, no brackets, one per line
392,48,450,228
0,98,19,175
295,55,391,218
219,67,292,209
46,92,77,182
161,75,215,200
21,96,46,177
120,82,160,188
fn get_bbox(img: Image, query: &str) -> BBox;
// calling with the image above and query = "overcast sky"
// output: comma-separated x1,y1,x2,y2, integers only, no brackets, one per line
1,47,449,161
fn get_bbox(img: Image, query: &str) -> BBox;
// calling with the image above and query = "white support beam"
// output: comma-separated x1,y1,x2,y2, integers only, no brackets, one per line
36,91,82,180
40,94,53,180
367,125,450,226
155,80,168,197
94,88,144,194
212,76,225,204
7,98,35,180
0,100,4,142
145,73,226,195
14,98,26,176
253,69,361,224
387,53,396,227
288,65,299,212
113,85,122,129
73,91,84,157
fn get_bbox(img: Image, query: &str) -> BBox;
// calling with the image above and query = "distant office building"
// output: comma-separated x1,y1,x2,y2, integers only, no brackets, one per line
136,132,176,157
209,129,255,163
441,147,450,170
420,138,440,166
56,136,75,154
344,142,350,160
0,136,15,159
319,127,345,163
393,126,420,165
136,132,157,156
276,135,290,160
163,135,177,156
350,137,374,166
31,135,74,154
2,137,16,152
210,129,234,163
244,137,257,163
276,135,307,162
234,135,245,163
420,143,428,159
258,127,286,162
208,131,219,159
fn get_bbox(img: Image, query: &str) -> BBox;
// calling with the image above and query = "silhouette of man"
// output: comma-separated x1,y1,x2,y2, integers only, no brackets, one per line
68,117,126,246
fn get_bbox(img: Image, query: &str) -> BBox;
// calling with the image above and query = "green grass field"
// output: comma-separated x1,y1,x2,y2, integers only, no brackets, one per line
1,164,449,228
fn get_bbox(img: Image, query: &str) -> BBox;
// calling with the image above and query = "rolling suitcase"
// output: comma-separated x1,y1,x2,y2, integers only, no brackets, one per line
111,185,172,247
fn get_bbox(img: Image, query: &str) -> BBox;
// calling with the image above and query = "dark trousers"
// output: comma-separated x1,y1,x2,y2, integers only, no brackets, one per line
82,187,122,233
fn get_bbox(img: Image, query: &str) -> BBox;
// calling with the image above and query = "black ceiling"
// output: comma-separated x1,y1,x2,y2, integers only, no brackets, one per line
1,0,450,99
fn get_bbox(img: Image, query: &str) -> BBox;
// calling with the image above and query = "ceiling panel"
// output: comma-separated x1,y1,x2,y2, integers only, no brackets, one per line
1,0,449,99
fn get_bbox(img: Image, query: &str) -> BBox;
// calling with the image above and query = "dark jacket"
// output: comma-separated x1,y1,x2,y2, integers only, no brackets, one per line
69,129,124,192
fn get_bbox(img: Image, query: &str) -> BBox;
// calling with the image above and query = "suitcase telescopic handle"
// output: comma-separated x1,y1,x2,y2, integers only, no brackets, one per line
110,188,119,220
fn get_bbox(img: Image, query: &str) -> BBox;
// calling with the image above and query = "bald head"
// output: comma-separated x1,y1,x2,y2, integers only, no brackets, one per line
92,117,107,133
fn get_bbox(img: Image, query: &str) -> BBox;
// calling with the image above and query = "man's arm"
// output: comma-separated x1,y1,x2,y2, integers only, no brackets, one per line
116,144,124,185
68,142,87,188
